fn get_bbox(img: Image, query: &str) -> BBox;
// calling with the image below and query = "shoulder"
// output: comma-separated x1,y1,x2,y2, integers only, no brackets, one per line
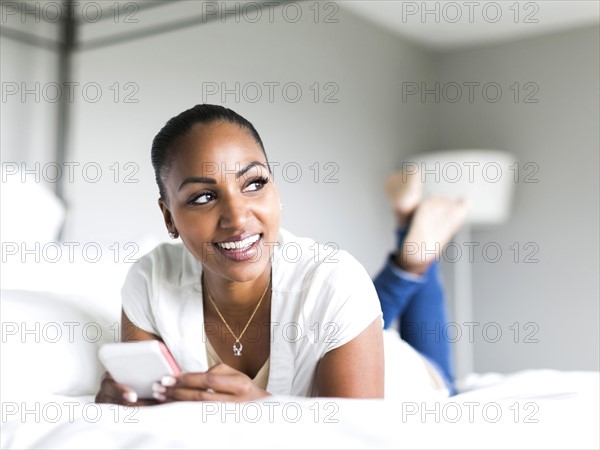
136,241,189,266
272,229,382,358
121,242,201,334
272,228,372,294
124,242,200,289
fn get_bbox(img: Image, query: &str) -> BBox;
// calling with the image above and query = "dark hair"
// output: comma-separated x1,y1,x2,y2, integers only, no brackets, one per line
151,104,268,200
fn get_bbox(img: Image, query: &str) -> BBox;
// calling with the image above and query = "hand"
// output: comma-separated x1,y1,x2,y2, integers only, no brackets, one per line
95,372,159,406
152,363,270,402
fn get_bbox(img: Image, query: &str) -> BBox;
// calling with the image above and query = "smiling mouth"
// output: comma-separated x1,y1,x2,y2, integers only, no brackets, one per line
215,233,261,251
211,233,264,263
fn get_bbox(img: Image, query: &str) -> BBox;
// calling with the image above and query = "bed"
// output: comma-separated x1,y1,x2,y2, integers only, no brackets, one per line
1,285,598,449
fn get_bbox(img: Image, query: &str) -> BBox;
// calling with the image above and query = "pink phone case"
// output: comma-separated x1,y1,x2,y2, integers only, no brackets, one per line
99,341,182,398
157,341,181,374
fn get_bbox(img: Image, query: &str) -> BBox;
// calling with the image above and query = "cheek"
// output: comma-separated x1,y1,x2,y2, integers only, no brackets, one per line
173,212,215,263
255,193,280,226
173,209,214,235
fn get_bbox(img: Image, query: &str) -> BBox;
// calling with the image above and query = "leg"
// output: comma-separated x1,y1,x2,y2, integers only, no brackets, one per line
399,260,455,393
374,171,425,328
374,225,456,393
376,170,469,394
373,227,422,329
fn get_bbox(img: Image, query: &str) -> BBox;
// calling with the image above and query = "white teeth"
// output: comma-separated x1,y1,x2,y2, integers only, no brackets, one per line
217,234,260,251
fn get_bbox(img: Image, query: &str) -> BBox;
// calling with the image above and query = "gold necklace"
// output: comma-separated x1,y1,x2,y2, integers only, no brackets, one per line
203,274,271,356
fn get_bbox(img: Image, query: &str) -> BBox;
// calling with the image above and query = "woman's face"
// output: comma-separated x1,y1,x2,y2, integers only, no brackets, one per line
160,121,280,283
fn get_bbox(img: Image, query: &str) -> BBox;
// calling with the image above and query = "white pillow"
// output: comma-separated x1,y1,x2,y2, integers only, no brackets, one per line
0,290,116,400
0,171,65,243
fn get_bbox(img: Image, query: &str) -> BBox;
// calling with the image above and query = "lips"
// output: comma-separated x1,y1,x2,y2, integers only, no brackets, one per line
213,233,262,262
216,233,261,250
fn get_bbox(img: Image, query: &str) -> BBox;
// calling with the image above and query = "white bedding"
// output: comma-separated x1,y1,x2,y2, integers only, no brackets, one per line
1,287,598,449
2,370,598,449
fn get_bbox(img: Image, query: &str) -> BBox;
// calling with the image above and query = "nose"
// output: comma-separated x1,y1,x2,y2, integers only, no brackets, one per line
218,192,249,230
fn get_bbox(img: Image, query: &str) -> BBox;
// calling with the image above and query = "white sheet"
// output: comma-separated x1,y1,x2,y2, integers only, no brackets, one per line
2,370,598,449
1,277,597,449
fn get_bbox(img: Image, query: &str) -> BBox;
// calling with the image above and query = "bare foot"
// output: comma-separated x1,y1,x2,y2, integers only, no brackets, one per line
396,196,470,274
385,168,423,226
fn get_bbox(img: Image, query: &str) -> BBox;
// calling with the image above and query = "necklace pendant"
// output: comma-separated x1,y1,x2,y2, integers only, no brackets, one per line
233,341,243,356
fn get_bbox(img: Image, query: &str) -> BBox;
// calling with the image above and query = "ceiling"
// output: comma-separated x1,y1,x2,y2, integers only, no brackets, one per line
4,1,599,51
340,1,600,50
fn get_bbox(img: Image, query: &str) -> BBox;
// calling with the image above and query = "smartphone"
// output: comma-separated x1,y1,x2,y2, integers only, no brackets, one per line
98,341,181,399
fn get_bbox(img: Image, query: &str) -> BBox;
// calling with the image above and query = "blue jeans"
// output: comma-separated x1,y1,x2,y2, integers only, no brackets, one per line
373,228,455,395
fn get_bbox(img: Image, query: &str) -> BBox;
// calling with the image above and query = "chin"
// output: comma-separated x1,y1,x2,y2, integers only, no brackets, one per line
208,250,271,281
218,263,270,284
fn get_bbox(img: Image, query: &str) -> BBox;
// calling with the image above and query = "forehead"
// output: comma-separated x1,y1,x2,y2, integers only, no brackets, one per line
169,121,265,177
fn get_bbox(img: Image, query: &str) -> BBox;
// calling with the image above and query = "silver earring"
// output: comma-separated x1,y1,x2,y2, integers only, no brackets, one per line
169,231,177,239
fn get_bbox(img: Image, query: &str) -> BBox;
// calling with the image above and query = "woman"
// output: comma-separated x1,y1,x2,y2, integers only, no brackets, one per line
96,104,385,405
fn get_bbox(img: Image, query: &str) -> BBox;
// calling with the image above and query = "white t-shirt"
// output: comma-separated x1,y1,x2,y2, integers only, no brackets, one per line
121,228,383,397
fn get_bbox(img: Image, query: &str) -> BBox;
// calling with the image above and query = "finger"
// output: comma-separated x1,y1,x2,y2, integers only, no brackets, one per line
160,371,207,390
166,372,248,396
206,362,236,374
203,374,252,396
165,386,236,402
130,399,160,407
97,392,158,407
96,375,159,406
97,372,139,405
164,376,257,403
101,371,114,382
98,389,158,407
163,363,243,389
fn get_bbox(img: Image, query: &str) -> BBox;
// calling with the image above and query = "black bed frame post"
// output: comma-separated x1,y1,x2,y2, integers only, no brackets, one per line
1,0,296,208
55,0,76,203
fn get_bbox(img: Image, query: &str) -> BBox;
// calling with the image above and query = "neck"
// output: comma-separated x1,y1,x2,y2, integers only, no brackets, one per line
202,266,271,317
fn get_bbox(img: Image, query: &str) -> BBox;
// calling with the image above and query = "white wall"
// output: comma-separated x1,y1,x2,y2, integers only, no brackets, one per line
434,25,600,373
65,2,437,275
1,18,59,167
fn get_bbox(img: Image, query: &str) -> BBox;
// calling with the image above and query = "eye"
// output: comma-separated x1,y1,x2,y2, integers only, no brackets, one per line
244,176,269,192
189,191,215,205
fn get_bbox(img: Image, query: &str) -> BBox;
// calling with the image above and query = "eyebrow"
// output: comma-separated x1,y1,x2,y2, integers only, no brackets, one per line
178,161,268,191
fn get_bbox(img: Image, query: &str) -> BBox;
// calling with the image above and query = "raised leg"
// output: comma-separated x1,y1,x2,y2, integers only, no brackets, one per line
374,169,469,395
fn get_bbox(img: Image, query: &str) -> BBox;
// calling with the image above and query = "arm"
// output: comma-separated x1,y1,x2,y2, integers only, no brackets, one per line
316,317,384,398
121,309,160,342
161,318,385,401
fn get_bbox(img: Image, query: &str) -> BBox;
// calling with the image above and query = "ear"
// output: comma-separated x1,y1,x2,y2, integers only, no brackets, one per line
158,198,178,238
